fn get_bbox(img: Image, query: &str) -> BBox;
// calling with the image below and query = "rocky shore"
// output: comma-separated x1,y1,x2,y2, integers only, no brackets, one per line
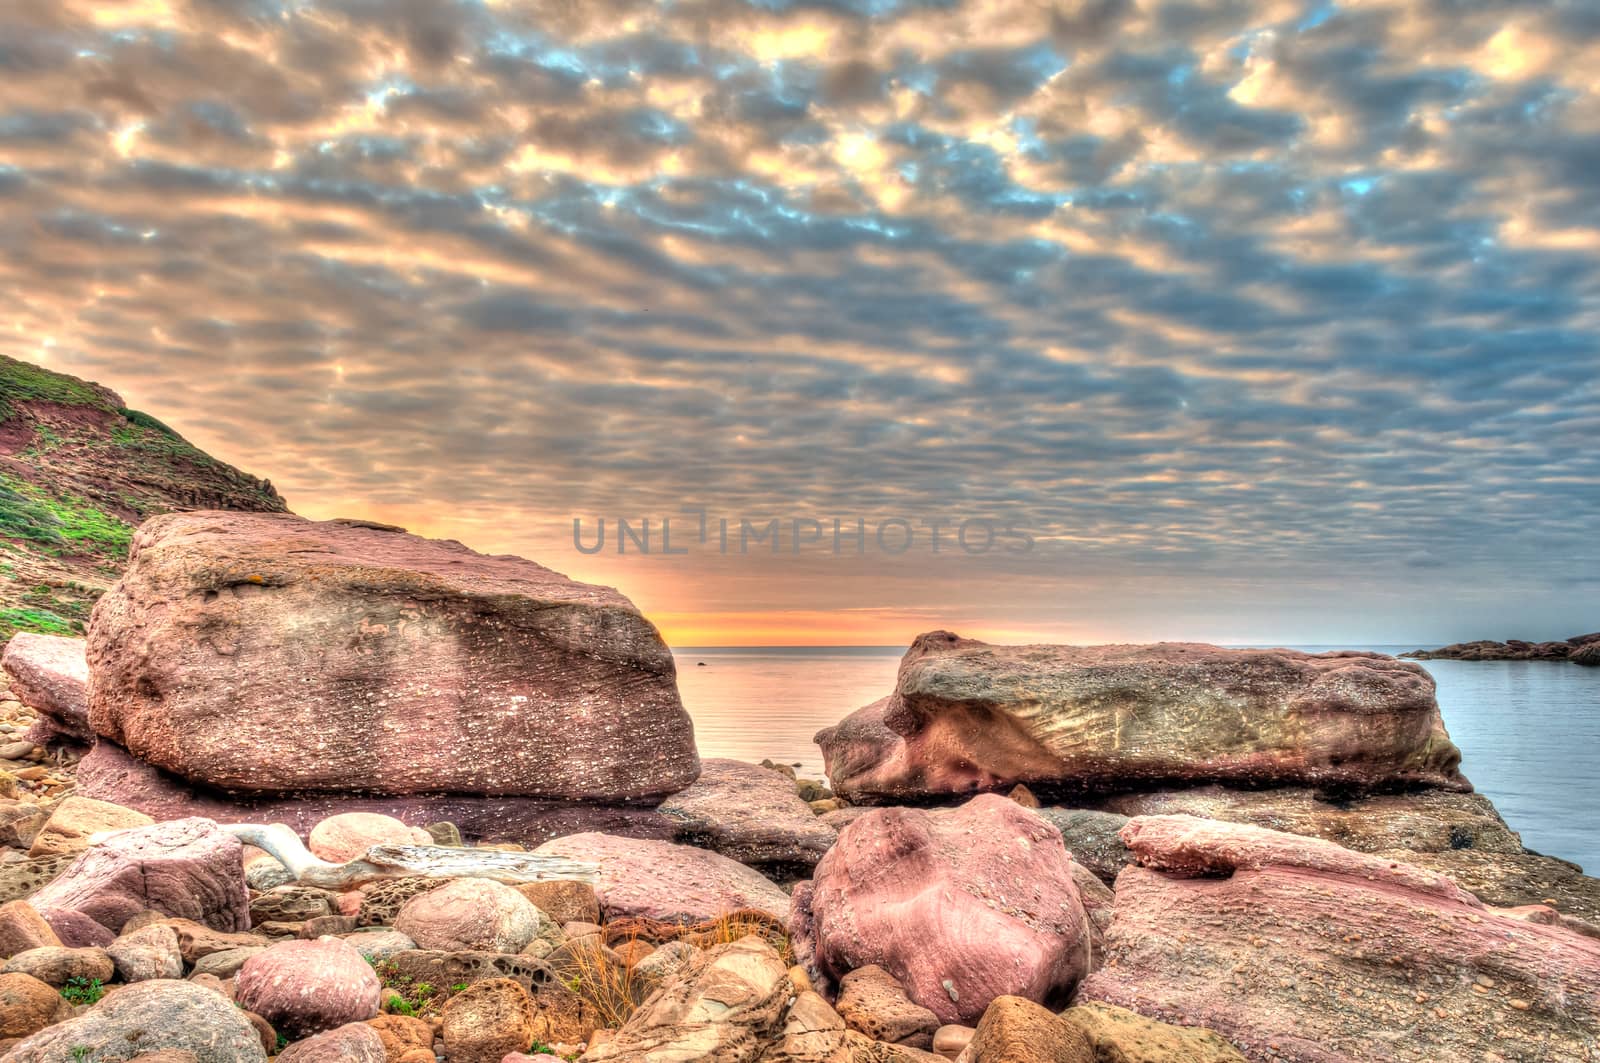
1403,632,1600,664
2,514,1598,1062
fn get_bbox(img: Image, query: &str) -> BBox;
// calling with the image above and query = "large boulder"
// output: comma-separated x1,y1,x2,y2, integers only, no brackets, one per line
86,512,699,801
308,812,430,862
393,878,545,953
26,817,249,933
75,739,678,844
1077,815,1600,1062
817,632,1465,801
2,633,92,742
0,978,269,1061
792,794,1092,1025
656,758,837,868
27,796,154,858
534,832,791,922
235,937,382,1040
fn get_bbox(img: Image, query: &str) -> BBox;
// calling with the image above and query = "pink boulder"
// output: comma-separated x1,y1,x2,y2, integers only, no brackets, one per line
27,817,249,933
817,632,1466,801
791,793,1091,1024
277,1022,387,1062
235,936,382,1039
86,512,699,801
393,879,544,953
308,813,430,863
535,832,792,923
1077,815,1600,1062
2,633,92,741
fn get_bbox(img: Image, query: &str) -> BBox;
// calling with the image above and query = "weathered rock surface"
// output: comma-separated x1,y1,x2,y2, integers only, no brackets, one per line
2,944,114,986
513,880,599,926
766,988,852,1063
656,759,838,868
394,878,545,953
308,813,430,863
582,936,794,1062
249,884,339,925
276,1023,386,1063
0,800,50,851
77,738,680,844
959,996,1093,1063
380,949,555,993
365,1014,433,1061
234,937,382,1039
835,965,939,1047
0,855,72,906
0,978,269,1061
440,977,541,1063
1059,1002,1246,1063
535,832,791,922
108,923,184,981
27,795,154,858
36,907,113,948
818,633,1465,801
0,901,61,959
1388,846,1600,923
1,634,91,741
793,794,1091,1025
86,511,700,801
1030,809,1130,884
0,972,71,1039
1403,631,1600,662
1077,815,1600,1062
27,817,249,933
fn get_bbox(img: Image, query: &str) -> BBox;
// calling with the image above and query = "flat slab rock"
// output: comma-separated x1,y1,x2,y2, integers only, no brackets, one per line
533,831,792,923
1,633,92,741
75,738,679,845
817,632,1466,801
87,511,699,801
1077,815,1600,1063
656,758,837,868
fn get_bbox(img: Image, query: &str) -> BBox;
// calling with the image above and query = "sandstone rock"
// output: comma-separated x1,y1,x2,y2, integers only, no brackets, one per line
235,936,382,1039
2,945,114,987
836,965,939,1048
793,794,1091,1024
513,880,598,926
160,918,269,964
299,914,358,938
366,1013,433,1061
0,900,61,959
77,739,679,844
962,996,1093,1063
381,949,554,993
1388,846,1600,923
656,758,838,868
0,800,49,850
27,817,249,933
441,977,541,1063
191,946,264,979
26,796,154,858
249,884,339,925
394,878,544,953
931,1026,973,1060
277,1022,387,1063
36,907,114,949
1031,809,1130,883
1060,1001,1246,1063
1,634,91,742
342,930,415,964
842,1032,947,1062
583,936,793,1062
308,813,430,863
87,512,699,800
0,972,71,1039
0,978,268,1061
817,633,1465,801
1077,815,1600,1062
765,988,851,1063
534,832,790,923
108,923,184,981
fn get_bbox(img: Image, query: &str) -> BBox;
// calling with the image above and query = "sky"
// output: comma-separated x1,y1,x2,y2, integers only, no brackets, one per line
2,0,1598,647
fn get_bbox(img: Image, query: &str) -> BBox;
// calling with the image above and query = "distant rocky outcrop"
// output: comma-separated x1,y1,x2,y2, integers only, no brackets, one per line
816,631,1467,803
0,354,285,641
1402,631,1600,664
87,511,700,803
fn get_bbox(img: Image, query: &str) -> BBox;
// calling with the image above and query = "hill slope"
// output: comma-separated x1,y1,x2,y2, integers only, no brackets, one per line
0,355,286,638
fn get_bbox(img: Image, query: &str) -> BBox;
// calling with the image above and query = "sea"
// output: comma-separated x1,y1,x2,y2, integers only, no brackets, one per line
671,644,1600,874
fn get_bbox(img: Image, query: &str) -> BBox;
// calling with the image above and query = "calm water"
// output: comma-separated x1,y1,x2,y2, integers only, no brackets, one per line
672,644,1600,872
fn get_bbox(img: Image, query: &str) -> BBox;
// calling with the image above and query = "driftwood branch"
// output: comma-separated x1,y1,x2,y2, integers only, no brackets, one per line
219,822,601,889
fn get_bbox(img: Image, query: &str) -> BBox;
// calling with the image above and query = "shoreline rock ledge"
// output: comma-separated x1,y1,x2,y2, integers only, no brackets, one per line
818,631,1467,803
85,511,700,804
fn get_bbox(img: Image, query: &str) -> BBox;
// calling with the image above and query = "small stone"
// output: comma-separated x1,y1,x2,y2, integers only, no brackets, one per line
513,880,600,926
441,977,541,1063
277,1022,386,1063
2,945,114,987
933,1024,975,1060
108,923,185,982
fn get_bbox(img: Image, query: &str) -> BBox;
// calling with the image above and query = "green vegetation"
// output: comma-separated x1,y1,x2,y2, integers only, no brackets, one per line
60,977,105,1006
118,407,181,438
70,1048,91,1062
373,962,461,1019
0,474,131,558
0,357,113,421
0,607,77,638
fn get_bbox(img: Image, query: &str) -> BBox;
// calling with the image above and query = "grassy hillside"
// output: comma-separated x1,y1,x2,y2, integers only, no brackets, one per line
0,355,286,639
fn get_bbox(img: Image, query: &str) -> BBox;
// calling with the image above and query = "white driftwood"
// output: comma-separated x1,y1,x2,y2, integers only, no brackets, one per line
219,822,601,889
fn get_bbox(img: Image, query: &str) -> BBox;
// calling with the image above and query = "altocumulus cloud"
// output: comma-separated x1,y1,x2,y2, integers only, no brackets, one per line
1,0,1598,643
